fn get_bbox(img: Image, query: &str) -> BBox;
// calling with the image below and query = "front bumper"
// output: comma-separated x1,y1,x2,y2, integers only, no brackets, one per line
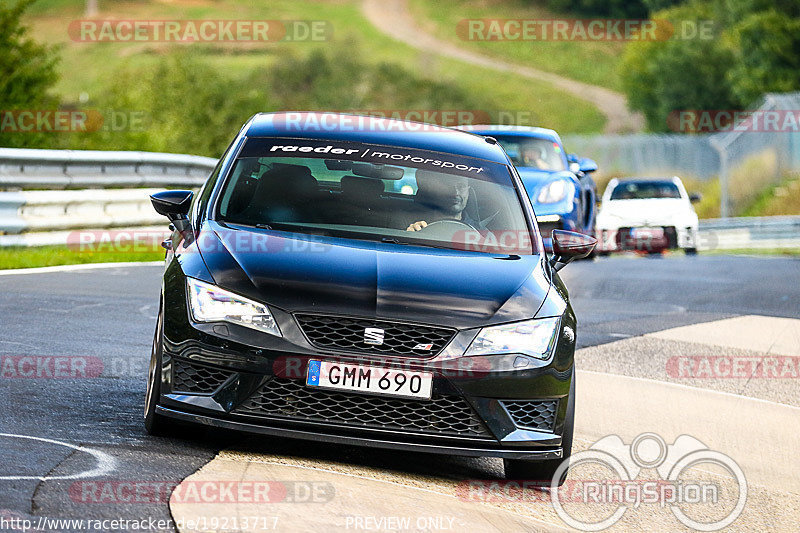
155,262,577,459
156,406,562,460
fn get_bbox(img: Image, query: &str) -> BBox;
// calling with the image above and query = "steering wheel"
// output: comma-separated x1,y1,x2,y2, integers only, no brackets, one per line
415,219,479,239
430,219,477,230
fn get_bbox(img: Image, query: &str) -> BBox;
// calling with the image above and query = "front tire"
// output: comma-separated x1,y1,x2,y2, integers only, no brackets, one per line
504,369,575,486
144,305,170,436
684,248,698,255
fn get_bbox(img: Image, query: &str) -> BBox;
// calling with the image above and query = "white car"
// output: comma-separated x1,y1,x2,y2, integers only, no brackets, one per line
596,177,700,255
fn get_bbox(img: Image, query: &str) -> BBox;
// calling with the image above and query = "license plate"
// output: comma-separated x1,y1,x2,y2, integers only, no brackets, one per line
631,227,664,239
306,360,433,400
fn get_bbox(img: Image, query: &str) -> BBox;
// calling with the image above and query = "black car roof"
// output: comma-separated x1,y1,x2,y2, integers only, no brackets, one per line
243,112,510,164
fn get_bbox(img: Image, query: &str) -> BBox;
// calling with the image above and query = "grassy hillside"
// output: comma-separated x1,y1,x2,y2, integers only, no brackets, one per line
408,0,624,92
21,0,606,153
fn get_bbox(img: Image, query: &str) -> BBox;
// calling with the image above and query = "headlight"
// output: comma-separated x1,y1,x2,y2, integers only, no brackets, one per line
537,180,574,204
465,317,560,360
186,278,282,337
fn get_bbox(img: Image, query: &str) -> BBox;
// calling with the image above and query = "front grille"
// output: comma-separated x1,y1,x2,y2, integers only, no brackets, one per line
172,359,233,394
294,314,455,357
234,377,492,438
501,400,558,432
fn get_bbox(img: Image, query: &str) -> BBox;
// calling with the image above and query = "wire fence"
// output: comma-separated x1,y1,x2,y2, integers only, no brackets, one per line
563,92,800,217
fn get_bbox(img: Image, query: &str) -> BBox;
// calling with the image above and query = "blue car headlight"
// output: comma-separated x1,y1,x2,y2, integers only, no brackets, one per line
537,180,574,204
187,277,282,337
465,317,560,360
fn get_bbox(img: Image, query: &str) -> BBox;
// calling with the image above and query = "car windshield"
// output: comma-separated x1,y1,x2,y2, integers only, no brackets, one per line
610,181,681,200
215,138,537,255
490,136,566,171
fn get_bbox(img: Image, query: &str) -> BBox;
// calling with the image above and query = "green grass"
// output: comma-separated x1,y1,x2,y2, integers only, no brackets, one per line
0,245,164,270
408,0,624,91
698,247,800,257
25,0,605,134
741,175,800,217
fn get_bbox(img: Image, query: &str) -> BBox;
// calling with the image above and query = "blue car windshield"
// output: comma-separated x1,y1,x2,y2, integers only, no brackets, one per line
215,138,538,255
491,136,566,171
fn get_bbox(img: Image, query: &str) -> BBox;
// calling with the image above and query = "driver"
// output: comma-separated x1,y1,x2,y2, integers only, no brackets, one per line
406,170,483,231
521,144,551,170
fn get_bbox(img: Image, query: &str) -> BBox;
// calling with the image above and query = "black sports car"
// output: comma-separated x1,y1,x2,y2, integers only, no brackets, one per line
144,113,596,484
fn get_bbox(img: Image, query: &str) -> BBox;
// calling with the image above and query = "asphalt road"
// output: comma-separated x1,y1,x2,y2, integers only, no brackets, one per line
0,254,797,531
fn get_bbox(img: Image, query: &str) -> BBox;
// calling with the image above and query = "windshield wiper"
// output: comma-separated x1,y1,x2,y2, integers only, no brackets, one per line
380,237,444,249
255,223,273,230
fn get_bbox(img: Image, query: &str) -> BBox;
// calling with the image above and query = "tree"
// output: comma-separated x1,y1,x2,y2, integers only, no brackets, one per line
0,0,60,147
726,10,800,104
620,3,737,131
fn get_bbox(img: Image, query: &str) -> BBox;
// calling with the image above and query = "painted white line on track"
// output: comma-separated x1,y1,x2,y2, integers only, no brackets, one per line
0,261,161,276
0,433,116,481
646,314,800,356
580,369,800,410
576,369,800,492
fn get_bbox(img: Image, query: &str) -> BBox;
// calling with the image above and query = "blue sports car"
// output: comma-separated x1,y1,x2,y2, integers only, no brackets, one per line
461,126,598,251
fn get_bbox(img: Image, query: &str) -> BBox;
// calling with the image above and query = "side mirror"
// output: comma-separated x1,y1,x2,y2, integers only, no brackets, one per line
578,157,598,174
689,192,702,203
151,190,193,219
549,229,597,271
150,190,193,230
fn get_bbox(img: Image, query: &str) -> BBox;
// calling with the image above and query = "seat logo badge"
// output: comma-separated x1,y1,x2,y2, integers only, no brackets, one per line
364,328,385,345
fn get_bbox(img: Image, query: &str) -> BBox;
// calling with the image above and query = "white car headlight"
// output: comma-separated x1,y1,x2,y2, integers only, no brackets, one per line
537,180,574,204
465,317,560,360
187,278,282,337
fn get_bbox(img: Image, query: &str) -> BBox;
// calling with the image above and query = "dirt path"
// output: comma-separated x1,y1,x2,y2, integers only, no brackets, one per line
362,0,644,133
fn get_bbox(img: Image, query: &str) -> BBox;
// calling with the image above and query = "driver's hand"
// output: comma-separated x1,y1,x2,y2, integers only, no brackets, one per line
406,221,428,232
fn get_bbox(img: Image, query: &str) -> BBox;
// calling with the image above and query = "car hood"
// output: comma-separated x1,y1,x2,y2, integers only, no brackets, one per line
197,221,551,329
517,168,575,195
517,167,573,183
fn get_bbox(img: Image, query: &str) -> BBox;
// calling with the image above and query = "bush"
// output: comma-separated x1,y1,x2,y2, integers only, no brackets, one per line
621,0,800,131
0,0,60,148
620,3,737,132
725,10,800,104
74,40,486,157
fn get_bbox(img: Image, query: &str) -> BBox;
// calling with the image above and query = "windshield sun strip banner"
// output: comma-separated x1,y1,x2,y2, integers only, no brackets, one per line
239,137,510,182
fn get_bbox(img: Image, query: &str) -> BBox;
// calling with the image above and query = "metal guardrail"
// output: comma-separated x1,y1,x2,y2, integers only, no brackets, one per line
0,148,798,250
699,216,800,250
0,148,217,189
0,189,165,235
0,148,215,242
